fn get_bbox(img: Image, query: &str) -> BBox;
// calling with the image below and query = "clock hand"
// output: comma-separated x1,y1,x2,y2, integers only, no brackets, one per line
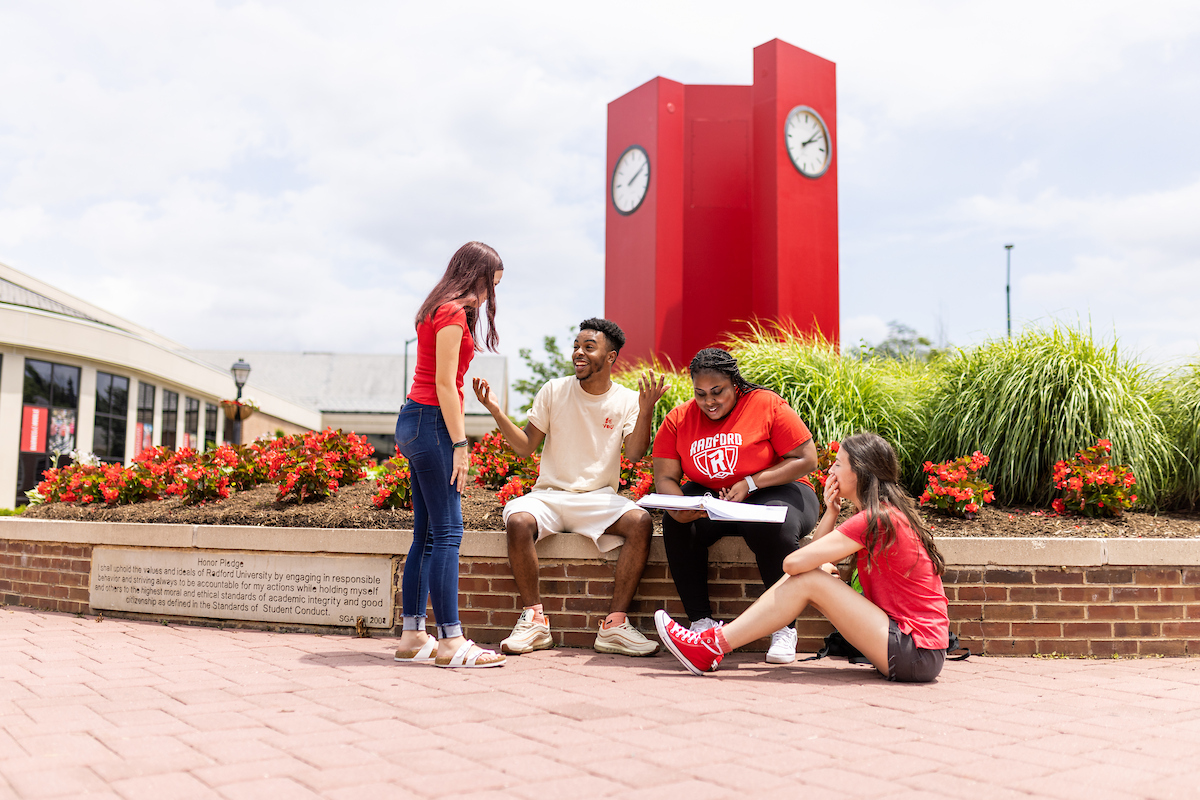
801,133,822,146
623,163,646,187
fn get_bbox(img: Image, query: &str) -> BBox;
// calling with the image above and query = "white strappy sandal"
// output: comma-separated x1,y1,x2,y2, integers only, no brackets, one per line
435,639,506,669
394,637,438,663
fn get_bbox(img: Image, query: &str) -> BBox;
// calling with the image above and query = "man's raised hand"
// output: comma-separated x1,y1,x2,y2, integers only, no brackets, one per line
637,371,669,411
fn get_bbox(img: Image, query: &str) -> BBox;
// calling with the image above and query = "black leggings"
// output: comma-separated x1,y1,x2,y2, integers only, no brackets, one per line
662,480,820,623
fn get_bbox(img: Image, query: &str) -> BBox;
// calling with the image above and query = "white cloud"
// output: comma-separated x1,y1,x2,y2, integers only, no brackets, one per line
1,0,1199,377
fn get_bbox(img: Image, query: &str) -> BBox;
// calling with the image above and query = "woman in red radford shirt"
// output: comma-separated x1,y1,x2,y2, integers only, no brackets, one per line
392,242,506,669
654,431,951,683
652,348,819,664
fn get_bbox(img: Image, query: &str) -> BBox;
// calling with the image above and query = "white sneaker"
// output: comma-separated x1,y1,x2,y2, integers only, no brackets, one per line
500,608,553,654
594,619,659,656
689,617,719,633
766,625,797,664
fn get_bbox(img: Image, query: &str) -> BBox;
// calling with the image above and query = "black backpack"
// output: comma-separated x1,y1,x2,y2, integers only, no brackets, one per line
801,630,970,664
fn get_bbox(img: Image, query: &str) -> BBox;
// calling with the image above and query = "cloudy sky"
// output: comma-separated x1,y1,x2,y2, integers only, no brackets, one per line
2,0,1199,377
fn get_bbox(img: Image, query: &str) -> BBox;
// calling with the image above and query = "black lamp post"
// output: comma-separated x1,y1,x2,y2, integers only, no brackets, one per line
1005,244,1014,338
230,358,251,444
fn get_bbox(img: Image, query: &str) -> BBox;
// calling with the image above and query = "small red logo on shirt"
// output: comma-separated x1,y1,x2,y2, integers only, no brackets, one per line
603,417,614,430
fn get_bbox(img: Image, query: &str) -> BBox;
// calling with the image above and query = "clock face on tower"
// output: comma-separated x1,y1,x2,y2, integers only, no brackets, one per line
611,144,650,215
784,105,832,178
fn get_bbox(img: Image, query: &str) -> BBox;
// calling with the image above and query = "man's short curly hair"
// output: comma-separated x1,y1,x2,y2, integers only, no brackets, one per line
578,318,626,355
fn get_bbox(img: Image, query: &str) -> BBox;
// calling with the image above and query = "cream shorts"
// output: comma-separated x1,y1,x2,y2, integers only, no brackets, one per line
501,487,642,553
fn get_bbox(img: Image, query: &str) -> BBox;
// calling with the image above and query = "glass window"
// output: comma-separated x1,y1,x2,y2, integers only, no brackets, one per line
23,360,52,406
94,372,129,462
52,365,79,410
137,383,155,423
183,397,199,449
18,359,82,502
205,403,219,450
161,390,178,450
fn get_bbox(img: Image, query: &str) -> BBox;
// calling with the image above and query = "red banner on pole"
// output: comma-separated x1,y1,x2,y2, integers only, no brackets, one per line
21,406,48,453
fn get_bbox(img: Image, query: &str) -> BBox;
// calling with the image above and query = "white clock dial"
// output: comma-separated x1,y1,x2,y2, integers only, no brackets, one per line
611,144,650,215
785,105,832,178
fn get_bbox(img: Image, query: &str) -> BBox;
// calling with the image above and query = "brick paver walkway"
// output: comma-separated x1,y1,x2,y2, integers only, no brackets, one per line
2,606,1200,800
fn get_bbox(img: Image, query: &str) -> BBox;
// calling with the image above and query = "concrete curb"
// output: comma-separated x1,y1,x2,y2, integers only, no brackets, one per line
3,517,1199,566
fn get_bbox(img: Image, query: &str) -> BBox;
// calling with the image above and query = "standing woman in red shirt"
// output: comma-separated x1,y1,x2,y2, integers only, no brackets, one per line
393,242,505,669
655,431,950,682
652,348,820,664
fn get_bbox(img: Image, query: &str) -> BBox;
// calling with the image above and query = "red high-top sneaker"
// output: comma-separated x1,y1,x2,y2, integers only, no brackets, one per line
654,610,725,676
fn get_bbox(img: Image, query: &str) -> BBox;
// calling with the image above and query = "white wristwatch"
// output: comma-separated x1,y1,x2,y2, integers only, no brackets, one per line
744,475,758,493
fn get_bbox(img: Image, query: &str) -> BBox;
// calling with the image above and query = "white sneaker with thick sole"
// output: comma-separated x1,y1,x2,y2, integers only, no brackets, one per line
689,617,719,633
594,619,660,656
766,625,798,664
500,608,554,654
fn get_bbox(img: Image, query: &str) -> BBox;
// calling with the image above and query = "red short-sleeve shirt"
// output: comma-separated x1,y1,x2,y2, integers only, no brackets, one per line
652,389,813,491
839,509,950,650
407,303,474,407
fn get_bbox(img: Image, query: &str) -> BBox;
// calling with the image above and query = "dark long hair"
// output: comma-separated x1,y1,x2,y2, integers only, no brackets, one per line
688,348,769,396
415,241,503,352
840,432,944,576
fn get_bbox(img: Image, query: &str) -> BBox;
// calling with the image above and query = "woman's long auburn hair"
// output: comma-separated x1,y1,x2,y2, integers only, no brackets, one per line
415,241,503,352
840,432,944,576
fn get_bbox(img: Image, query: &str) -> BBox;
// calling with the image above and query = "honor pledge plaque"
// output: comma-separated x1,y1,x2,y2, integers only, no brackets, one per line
90,547,395,628
605,39,839,365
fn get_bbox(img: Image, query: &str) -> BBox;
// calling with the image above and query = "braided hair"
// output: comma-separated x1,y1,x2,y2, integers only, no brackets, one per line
688,348,768,396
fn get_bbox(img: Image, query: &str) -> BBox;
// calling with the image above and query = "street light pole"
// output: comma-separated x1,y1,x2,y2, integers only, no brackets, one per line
230,359,251,446
1005,244,1014,338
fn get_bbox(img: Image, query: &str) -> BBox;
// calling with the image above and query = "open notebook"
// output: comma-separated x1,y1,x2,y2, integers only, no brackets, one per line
636,493,788,524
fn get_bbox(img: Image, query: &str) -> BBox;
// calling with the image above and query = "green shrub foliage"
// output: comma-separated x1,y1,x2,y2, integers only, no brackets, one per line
923,327,1173,507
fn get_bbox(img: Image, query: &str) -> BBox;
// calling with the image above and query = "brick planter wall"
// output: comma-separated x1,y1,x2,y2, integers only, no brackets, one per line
0,539,92,614
945,566,1200,657
2,520,1199,657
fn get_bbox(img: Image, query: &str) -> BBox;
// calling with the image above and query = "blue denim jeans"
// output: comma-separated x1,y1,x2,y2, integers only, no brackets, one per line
395,400,463,639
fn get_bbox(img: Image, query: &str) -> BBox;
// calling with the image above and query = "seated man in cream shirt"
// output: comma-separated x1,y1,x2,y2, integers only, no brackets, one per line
472,317,666,656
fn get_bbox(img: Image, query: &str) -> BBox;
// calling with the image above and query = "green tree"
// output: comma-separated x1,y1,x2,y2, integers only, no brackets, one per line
870,321,938,361
513,329,575,412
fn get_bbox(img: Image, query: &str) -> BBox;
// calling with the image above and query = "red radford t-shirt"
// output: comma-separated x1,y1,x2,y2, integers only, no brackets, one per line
652,389,814,491
407,303,474,407
839,509,950,650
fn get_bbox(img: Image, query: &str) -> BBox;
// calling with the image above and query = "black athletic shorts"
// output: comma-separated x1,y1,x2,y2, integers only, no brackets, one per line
886,619,945,683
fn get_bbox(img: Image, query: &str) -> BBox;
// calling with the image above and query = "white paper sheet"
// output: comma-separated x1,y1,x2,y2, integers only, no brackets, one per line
637,493,788,524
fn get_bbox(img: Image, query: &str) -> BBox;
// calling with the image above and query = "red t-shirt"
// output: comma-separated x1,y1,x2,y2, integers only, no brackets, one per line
839,509,949,650
407,303,474,407
652,389,813,491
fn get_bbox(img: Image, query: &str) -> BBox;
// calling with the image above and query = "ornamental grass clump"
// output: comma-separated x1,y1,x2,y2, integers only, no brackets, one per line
919,452,995,518
266,428,374,503
923,326,1172,507
724,323,924,475
1158,363,1200,510
1051,439,1137,517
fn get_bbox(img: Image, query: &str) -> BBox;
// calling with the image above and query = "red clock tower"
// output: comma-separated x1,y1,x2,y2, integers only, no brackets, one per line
604,39,838,366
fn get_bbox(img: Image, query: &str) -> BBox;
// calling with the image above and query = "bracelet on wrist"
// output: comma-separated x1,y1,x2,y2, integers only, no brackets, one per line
452,439,469,449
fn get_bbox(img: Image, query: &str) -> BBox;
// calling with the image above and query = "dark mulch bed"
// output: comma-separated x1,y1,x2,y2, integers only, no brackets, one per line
18,481,1200,537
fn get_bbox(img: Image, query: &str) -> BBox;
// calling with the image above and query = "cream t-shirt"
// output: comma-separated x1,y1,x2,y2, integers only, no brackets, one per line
527,376,640,493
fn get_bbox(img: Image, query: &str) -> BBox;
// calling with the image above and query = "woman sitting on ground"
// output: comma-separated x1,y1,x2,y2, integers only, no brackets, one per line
652,348,820,664
655,431,950,683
